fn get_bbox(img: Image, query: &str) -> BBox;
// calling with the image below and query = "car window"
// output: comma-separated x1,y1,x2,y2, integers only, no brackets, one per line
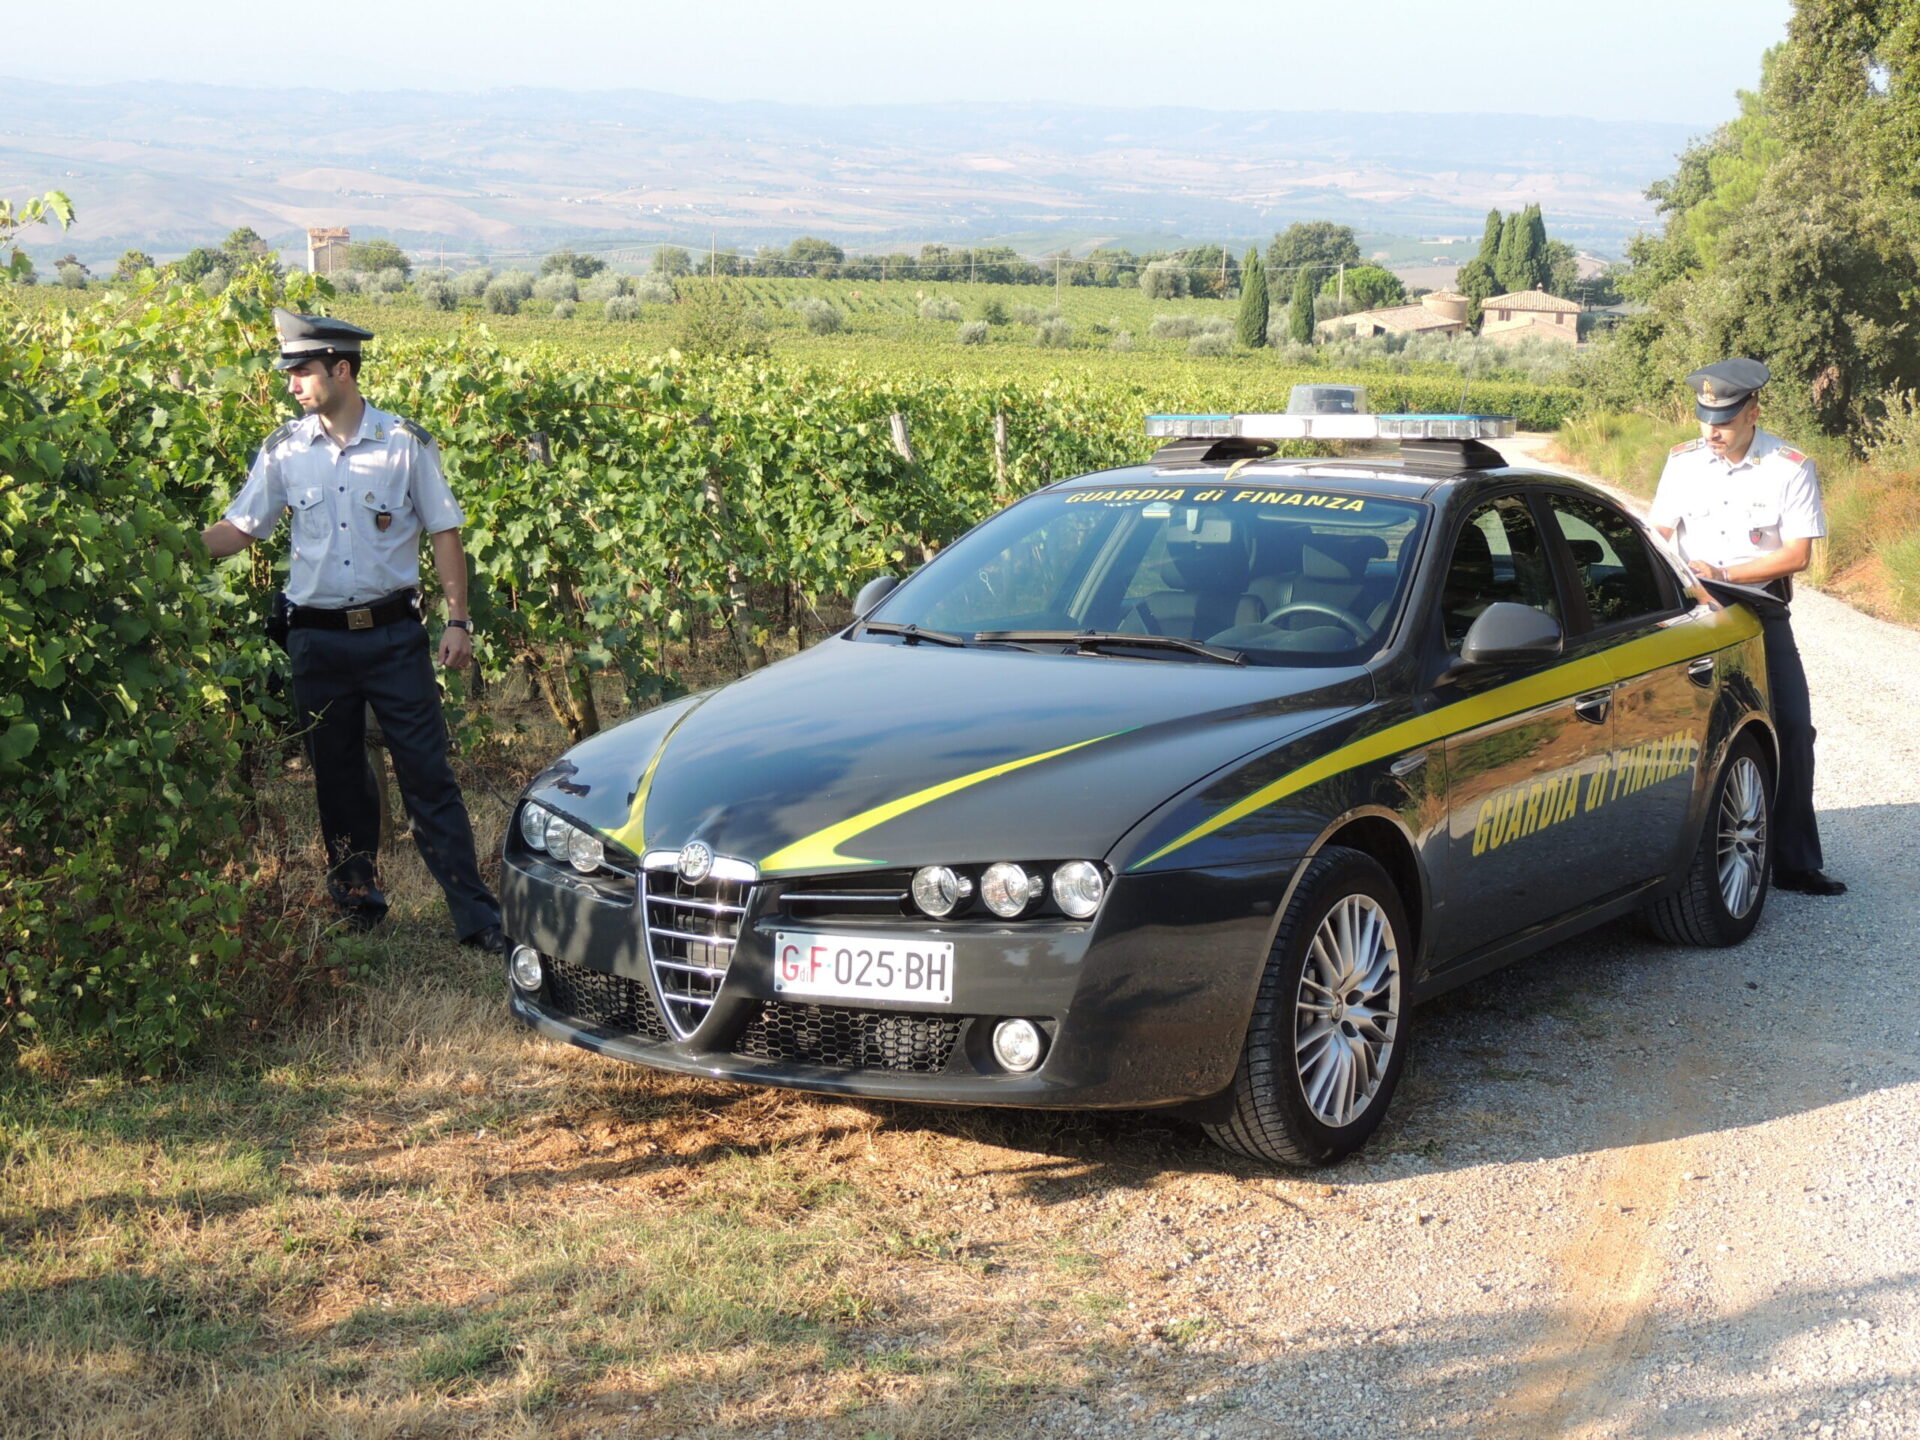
1545,493,1674,627
875,483,1430,666
1442,495,1559,651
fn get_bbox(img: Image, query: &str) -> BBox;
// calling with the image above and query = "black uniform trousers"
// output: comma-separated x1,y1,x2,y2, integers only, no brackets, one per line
287,615,500,939
1761,611,1823,874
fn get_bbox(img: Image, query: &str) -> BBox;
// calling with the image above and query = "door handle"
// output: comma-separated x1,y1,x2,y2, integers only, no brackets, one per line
1574,688,1613,725
1688,655,1716,687
1389,751,1428,778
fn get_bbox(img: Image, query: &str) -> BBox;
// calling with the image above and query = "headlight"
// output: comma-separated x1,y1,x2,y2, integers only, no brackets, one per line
567,827,605,874
543,810,573,857
1051,861,1106,919
991,1018,1046,1073
520,802,550,850
911,865,973,918
981,862,1039,919
509,945,544,991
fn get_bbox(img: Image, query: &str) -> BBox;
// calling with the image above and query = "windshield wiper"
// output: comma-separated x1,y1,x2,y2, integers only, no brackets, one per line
974,629,1245,665
857,620,971,648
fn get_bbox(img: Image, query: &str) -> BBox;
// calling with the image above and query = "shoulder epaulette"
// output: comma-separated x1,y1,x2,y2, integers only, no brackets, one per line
398,418,435,446
1669,439,1702,456
260,418,300,453
1778,446,1807,464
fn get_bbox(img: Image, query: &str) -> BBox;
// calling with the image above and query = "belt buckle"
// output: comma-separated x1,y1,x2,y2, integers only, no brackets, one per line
346,607,374,631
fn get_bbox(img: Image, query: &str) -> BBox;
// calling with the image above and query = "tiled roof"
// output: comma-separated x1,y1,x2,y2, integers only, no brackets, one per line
1343,304,1461,333
1483,288,1581,313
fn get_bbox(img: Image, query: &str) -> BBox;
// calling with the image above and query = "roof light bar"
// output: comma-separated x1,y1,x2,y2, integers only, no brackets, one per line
1145,413,1516,441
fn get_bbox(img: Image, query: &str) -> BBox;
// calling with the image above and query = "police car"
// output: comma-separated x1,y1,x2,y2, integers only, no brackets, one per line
500,407,1777,1166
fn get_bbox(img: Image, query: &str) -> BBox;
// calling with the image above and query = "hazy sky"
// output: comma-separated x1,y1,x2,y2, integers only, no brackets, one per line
9,0,1794,125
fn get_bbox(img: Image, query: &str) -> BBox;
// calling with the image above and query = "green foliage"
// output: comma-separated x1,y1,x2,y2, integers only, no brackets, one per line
1139,259,1188,300
673,285,771,359
978,298,1008,325
654,246,693,277
1288,267,1317,345
115,250,157,282
1,190,72,285
172,248,219,283
791,296,844,335
346,238,411,278
1341,265,1405,311
957,320,988,346
1267,221,1360,292
541,248,606,280
1,257,320,1071
1235,249,1269,349
483,280,519,315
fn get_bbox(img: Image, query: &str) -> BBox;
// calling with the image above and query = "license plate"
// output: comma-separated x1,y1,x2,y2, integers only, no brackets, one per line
772,931,954,1005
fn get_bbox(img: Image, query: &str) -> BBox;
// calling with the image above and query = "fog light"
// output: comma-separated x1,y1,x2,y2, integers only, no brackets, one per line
567,827,605,874
544,810,574,857
509,945,544,992
1051,861,1106,919
991,1018,1045,1073
981,862,1038,918
911,865,973,918
519,802,550,850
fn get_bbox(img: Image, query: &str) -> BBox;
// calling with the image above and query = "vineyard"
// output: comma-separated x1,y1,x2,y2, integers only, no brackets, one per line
0,268,1580,1068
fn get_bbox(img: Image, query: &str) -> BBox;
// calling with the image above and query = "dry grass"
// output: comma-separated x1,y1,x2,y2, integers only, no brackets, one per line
2,621,1300,1439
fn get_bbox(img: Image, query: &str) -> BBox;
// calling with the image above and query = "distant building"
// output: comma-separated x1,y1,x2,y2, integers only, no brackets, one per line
307,227,351,276
1479,286,1581,346
1331,289,1469,340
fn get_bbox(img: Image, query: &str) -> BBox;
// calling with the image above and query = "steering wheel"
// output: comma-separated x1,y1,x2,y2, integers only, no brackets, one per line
1264,601,1371,641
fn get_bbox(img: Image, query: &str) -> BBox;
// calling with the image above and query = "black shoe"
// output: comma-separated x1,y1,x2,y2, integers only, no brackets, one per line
461,924,509,956
1774,868,1847,896
330,882,389,931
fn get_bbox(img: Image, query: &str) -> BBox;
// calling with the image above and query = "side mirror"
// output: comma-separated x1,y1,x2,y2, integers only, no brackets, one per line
852,574,900,618
1459,602,1563,666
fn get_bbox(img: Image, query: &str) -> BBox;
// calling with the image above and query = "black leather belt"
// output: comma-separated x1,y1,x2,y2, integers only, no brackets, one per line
290,590,419,632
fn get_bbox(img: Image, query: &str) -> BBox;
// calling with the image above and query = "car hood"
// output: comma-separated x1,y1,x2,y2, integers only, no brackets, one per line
525,636,1370,875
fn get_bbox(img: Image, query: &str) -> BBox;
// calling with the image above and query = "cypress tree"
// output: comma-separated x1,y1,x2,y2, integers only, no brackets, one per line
1476,209,1504,268
1236,249,1269,348
1496,211,1529,293
1522,204,1550,290
1288,266,1317,344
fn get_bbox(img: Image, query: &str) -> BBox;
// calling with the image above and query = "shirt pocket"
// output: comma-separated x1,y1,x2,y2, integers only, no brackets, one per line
355,482,411,541
288,486,329,549
1744,500,1782,553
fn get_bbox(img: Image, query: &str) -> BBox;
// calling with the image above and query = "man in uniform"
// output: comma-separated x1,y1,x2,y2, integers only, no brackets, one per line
1649,357,1845,897
200,307,508,948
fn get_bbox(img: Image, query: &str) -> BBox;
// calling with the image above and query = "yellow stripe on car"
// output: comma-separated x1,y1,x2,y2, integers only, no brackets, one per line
760,732,1129,873
1131,606,1761,870
607,709,698,854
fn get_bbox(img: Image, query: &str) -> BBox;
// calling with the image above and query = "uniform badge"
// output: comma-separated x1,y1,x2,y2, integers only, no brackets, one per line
1700,379,1718,403
1750,528,1767,546
374,426,386,441
376,511,393,532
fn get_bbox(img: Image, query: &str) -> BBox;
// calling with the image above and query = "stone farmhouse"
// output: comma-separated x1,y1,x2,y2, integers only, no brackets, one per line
1331,288,1469,340
306,227,351,276
1479,286,1582,346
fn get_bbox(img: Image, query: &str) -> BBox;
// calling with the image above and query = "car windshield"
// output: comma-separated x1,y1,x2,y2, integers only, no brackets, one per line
867,479,1430,666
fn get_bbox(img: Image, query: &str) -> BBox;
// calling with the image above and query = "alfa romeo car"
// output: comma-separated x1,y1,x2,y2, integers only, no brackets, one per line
499,413,1778,1166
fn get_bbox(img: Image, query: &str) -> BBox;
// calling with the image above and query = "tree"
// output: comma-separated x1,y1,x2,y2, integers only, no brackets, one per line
1288,266,1317,344
1139,258,1189,299
1267,221,1361,295
653,246,693,277
220,226,273,273
1236,249,1269,348
348,237,412,278
1179,243,1240,299
172,248,219,282
55,253,89,289
785,236,844,276
113,249,157,281
541,248,605,279
1342,265,1405,311
1543,239,1580,298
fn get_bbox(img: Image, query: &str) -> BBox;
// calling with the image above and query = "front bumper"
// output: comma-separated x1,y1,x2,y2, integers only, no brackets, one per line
501,849,1295,1109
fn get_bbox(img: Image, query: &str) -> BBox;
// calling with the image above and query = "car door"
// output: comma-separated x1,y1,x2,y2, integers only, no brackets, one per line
1432,493,1616,964
1541,490,1708,887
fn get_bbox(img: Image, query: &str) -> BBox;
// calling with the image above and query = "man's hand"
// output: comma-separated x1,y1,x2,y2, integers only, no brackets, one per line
438,625,474,670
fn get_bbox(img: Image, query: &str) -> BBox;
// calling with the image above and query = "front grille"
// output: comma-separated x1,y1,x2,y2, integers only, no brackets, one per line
643,861,752,1038
733,1001,964,1073
777,871,913,922
543,954,671,1042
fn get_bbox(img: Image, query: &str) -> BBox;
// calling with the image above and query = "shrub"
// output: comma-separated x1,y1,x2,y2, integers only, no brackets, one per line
790,296,844,334
455,267,494,299
57,263,88,289
1111,330,1135,352
978,298,1008,325
1036,318,1073,348
552,298,576,319
635,276,676,304
957,320,989,345
674,287,771,358
1140,259,1189,299
918,297,963,322
369,267,408,295
1148,314,1199,340
1011,304,1046,326
1189,332,1234,357
533,273,579,303
497,270,536,301
482,279,520,315
603,294,642,321
417,280,457,311
331,271,364,295
582,273,633,303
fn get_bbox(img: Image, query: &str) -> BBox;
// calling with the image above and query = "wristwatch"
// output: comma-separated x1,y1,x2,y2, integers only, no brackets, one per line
445,619,473,632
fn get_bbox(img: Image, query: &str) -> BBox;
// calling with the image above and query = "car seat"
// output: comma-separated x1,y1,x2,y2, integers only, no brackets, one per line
1121,523,1259,639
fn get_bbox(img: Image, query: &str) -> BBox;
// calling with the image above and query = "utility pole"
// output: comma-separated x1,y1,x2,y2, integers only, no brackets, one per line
710,231,716,279
1338,262,1346,305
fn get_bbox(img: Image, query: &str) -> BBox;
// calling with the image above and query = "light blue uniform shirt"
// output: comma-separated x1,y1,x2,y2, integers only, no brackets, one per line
224,404,467,608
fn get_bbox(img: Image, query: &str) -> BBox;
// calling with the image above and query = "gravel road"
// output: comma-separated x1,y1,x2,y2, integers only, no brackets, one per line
1016,448,1920,1440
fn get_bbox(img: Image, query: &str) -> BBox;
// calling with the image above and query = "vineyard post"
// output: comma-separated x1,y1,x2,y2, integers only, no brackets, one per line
889,413,937,563
700,420,766,670
993,411,1009,500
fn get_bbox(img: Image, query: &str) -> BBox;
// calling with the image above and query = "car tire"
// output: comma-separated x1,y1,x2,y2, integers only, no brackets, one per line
1203,846,1411,1167
1645,733,1772,947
